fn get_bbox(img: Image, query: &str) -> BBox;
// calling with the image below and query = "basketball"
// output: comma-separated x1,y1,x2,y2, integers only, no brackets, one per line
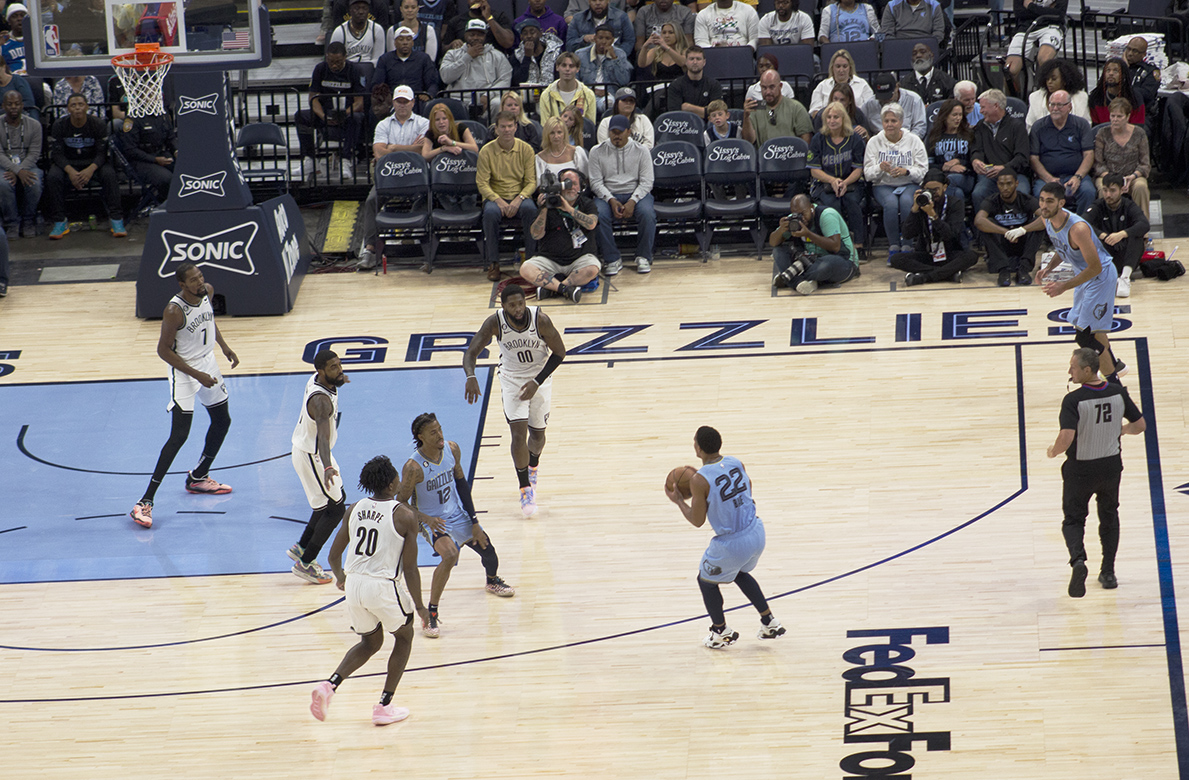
666,466,697,499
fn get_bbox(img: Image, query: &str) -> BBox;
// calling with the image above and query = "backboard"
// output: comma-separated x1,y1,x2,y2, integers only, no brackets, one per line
22,0,270,77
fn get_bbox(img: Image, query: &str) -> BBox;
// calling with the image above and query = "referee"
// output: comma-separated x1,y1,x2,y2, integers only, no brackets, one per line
1047,348,1146,598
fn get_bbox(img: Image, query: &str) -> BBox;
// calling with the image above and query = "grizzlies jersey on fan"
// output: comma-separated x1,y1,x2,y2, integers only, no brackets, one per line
696,456,759,537
413,444,466,520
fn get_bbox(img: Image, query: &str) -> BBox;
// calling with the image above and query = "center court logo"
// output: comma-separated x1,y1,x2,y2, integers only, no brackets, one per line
178,172,227,198
159,222,259,276
178,93,220,116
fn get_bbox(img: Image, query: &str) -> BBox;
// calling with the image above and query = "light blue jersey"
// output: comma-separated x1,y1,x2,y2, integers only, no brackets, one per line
697,456,759,537
1046,209,1117,332
412,444,473,546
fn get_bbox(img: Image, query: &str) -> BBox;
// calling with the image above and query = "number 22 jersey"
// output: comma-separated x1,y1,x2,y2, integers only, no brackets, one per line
697,456,759,537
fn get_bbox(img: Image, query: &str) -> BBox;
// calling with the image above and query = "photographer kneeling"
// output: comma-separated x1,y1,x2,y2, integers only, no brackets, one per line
520,169,601,303
892,168,978,287
769,194,860,295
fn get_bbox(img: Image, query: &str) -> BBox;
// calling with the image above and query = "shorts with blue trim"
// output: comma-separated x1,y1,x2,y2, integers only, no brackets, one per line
699,520,766,584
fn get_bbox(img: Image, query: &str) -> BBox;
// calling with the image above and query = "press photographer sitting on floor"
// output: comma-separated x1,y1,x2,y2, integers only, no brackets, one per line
893,167,978,286
769,193,859,295
520,168,601,303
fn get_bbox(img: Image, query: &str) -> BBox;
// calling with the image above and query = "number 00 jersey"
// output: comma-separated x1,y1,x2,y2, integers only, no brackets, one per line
291,374,339,454
496,306,550,383
696,456,759,537
344,497,407,579
412,445,466,521
170,293,216,363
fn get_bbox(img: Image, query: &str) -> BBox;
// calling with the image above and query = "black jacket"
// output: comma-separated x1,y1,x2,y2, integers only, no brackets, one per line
971,114,1030,175
903,189,965,256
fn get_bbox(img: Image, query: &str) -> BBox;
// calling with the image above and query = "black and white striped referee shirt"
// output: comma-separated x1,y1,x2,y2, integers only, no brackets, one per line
1058,381,1143,467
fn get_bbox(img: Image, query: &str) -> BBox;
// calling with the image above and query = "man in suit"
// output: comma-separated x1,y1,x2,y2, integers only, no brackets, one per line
899,42,955,105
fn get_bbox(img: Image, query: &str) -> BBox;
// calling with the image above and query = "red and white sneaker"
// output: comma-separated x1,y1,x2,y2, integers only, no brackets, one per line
372,702,410,726
310,681,335,721
485,576,516,597
421,609,441,638
130,501,153,528
186,472,232,494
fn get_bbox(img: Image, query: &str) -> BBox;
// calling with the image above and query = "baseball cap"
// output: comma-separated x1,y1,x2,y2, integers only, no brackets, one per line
614,87,636,102
394,25,415,38
872,72,897,98
923,168,947,185
609,114,630,131
466,18,488,32
515,16,541,31
349,0,370,6
393,85,414,101
6,3,28,18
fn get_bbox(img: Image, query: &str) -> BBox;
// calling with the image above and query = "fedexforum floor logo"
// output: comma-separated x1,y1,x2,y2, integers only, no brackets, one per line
158,223,259,276
841,627,951,778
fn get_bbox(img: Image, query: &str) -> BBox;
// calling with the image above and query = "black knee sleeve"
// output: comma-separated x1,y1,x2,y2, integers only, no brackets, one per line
469,539,499,578
324,495,346,524
304,496,347,561
1075,327,1104,354
203,401,231,451
165,407,194,450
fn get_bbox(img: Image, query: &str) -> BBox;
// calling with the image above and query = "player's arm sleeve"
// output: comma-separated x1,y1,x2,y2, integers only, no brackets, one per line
533,352,564,385
455,472,479,522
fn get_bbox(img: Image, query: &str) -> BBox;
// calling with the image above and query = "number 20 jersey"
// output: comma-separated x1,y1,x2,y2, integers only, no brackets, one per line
697,456,759,537
496,306,550,383
344,497,406,579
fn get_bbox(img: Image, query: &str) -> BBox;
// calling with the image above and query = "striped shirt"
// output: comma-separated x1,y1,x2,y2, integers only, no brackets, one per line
1059,381,1142,465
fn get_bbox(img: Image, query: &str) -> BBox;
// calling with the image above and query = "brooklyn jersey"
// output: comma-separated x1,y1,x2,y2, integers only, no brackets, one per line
1059,381,1142,465
170,293,216,363
292,374,339,454
697,456,759,537
1045,210,1113,281
412,445,466,520
496,306,550,383
344,497,407,579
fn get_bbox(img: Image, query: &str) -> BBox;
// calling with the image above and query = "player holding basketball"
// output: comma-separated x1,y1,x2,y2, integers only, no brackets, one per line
130,262,237,528
665,426,786,649
1008,182,1125,383
309,455,430,726
399,412,515,639
463,283,567,517
287,349,350,584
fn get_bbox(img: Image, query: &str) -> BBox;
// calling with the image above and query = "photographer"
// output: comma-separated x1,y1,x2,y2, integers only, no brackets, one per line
893,168,978,286
520,168,601,303
769,194,859,295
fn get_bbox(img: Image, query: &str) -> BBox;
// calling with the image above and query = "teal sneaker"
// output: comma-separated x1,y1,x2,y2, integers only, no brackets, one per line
110,219,127,237
49,220,69,239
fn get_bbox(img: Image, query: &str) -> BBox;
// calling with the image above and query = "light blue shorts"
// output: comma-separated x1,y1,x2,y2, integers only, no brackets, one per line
426,509,474,549
1069,265,1117,332
700,520,766,584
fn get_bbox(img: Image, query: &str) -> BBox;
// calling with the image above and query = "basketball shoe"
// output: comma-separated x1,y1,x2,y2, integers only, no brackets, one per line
703,625,739,649
372,702,410,726
528,466,538,488
758,619,786,639
486,576,516,597
186,472,232,494
519,486,537,517
287,543,305,563
293,560,333,585
310,681,335,721
130,501,153,528
422,608,441,638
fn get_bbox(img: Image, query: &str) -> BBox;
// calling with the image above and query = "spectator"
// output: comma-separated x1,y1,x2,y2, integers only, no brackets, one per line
954,80,982,126
588,113,656,274
395,0,439,62
357,86,430,270
640,22,689,110
758,0,814,45
566,0,630,25
365,82,393,151
522,168,601,302
971,87,1030,209
538,51,596,125
561,104,590,147
116,105,177,208
703,98,741,144
371,26,439,101
0,90,39,239
895,168,977,285
809,49,874,116
635,0,695,55
330,0,389,66
320,0,391,47
0,226,7,296
2,4,27,74
53,75,103,115
493,90,543,151
811,82,872,139
514,0,568,42
808,100,867,256
1093,98,1150,219
745,52,795,106
863,101,927,255
439,19,513,120
1025,58,1090,130
1030,88,1095,214
296,42,365,175
567,0,635,55
597,87,654,146
1005,0,1067,93
769,193,860,293
0,62,34,121
417,0,454,40
511,17,563,89
577,23,633,114
443,0,515,54
537,115,589,178
899,42,953,104
477,110,539,280
1085,172,1149,299
422,103,480,209
817,0,880,44
1122,36,1158,133
1088,57,1143,125
693,0,760,49
974,167,1040,286
46,93,124,240
742,69,812,146
926,98,974,203
861,72,926,138
880,0,945,43
665,45,720,119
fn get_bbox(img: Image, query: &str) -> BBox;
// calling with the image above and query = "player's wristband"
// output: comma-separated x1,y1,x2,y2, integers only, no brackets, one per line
533,352,564,385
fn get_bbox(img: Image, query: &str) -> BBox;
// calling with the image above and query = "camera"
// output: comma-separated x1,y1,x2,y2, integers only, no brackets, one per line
786,212,802,228
915,190,932,208
539,171,574,209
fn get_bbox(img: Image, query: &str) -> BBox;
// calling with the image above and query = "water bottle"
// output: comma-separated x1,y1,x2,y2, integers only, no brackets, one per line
88,214,98,231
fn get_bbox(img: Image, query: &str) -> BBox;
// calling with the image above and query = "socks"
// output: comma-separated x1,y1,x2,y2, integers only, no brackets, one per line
328,673,343,688
379,690,393,706
516,467,530,489
528,452,540,468
760,614,773,626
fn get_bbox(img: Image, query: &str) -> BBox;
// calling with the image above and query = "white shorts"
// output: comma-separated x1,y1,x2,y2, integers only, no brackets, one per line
167,352,228,412
292,449,345,509
500,372,551,429
346,574,414,634
1008,26,1062,60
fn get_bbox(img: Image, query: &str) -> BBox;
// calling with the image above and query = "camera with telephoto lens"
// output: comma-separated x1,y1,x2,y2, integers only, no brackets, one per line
786,212,802,229
915,190,932,208
539,171,573,209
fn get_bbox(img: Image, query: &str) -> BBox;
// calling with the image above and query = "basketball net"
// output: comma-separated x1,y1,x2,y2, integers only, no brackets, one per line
111,43,174,118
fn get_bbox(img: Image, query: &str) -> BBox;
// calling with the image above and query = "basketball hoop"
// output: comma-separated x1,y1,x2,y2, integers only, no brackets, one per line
111,43,174,118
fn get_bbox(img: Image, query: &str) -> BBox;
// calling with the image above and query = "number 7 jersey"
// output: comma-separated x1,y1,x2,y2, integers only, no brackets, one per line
697,455,759,537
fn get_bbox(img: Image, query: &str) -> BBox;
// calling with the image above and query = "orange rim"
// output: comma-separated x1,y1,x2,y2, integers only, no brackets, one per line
111,44,174,71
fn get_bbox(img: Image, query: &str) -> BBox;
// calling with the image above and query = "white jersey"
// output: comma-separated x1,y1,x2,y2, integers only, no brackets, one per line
291,374,339,454
344,497,407,579
496,306,551,383
330,20,389,66
169,293,216,364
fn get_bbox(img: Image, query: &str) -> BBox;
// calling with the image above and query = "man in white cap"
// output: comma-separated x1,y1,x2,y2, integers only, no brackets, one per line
371,25,439,102
2,4,29,74
329,0,390,66
440,19,512,120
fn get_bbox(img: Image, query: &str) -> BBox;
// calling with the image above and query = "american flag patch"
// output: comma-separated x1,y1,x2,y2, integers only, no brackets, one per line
221,29,252,49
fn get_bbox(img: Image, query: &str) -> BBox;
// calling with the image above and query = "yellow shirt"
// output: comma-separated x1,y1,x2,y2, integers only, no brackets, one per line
476,137,538,202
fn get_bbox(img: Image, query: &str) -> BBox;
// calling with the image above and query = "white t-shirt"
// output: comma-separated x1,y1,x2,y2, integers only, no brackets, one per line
693,1,760,49
330,20,390,66
757,10,814,44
